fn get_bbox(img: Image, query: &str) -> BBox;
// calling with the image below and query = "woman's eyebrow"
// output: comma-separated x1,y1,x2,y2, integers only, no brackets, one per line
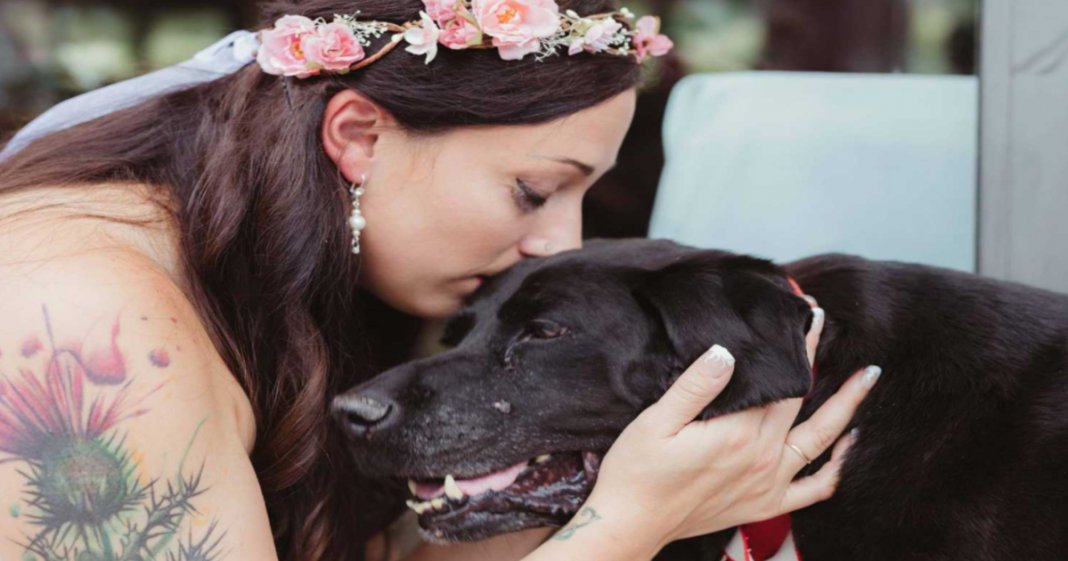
530,154,614,177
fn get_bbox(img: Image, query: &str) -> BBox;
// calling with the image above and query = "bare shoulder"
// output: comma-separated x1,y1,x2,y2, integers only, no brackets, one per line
0,199,274,560
0,182,184,285
0,242,255,447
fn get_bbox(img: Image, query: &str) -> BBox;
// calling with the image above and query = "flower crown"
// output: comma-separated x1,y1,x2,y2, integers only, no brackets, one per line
255,0,673,78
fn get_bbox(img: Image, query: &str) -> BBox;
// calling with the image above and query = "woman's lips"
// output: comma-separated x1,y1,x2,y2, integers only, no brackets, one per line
460,276,484,296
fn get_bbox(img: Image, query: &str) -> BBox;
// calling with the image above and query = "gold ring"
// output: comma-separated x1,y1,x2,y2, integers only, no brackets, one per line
786,442,813,464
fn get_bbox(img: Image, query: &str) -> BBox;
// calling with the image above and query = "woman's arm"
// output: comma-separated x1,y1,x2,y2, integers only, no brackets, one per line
522,363,872,560
0,248,278,561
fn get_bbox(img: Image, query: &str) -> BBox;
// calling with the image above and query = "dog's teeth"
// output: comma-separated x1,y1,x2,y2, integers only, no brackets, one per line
430,497,447,511
444,475,465,500
535,454,552,464
408,480,418,496
406,500,428,515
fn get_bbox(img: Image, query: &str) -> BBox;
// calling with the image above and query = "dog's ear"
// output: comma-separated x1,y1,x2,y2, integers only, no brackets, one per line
633,253,814,419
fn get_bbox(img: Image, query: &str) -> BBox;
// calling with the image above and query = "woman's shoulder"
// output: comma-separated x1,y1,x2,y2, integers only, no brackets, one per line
0,181,256,451
0,184,283,561
0,181,183,281
0,230,277,560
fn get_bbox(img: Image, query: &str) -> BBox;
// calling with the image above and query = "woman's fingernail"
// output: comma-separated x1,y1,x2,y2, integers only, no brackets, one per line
803,295,818,307
861,365,882,388
812,307,825,326
849,427,860,442
703,344,735,378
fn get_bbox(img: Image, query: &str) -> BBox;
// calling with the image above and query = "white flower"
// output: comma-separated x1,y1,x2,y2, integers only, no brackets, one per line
568,18,622,55
403,11,441,64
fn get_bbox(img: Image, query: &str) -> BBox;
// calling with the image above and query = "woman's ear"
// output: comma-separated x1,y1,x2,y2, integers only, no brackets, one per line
321,89,396,183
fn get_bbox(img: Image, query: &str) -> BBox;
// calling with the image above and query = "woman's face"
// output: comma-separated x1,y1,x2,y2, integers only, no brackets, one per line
358,89,637,318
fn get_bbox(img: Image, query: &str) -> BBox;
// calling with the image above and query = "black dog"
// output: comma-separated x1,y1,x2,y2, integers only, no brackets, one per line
333,238,1068,560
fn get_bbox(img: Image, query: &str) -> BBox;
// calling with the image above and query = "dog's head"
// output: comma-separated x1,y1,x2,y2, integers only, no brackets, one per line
333,239,814,542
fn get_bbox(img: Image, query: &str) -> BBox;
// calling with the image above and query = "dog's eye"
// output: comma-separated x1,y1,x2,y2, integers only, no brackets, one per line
524,320,569,340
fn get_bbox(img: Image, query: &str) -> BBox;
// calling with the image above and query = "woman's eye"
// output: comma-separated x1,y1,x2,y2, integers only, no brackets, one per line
513,179,548,212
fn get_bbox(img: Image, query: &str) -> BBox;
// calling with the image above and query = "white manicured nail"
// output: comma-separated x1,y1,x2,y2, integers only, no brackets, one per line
862,365,882,388
811,307,825,326
703,345,735,378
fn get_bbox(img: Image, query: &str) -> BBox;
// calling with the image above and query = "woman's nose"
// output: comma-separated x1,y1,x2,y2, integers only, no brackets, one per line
519,201,582,257
519,236,580,257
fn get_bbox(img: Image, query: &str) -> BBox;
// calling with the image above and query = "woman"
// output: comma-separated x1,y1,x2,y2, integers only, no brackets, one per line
0,1,878,560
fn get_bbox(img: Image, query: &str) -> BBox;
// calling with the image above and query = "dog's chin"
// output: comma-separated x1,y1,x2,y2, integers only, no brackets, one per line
404,451,602,543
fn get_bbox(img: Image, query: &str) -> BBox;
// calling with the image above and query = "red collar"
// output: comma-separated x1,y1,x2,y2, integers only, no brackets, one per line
786,276,805,299
789,275,819,381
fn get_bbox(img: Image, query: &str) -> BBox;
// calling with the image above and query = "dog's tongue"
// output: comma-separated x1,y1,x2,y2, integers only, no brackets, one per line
456,462,528,495
415,461,528,500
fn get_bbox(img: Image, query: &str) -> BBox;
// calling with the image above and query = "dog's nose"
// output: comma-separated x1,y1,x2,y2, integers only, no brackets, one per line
332,392,396,437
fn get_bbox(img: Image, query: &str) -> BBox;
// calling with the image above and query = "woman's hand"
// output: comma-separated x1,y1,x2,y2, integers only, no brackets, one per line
568,301,880,555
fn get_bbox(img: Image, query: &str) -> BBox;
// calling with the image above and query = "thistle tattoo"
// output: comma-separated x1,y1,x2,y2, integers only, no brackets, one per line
0,305,226,561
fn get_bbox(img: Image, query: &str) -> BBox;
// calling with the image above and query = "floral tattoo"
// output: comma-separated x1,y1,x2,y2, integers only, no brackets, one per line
0,305,225,561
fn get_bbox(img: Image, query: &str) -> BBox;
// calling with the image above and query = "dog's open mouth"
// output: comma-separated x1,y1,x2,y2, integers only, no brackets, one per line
403,451,602,541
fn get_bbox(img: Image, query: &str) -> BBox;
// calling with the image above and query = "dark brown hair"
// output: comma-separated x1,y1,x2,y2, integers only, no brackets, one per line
0,1,641,559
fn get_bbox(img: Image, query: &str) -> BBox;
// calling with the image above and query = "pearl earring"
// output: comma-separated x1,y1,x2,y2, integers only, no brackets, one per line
348,173,367,255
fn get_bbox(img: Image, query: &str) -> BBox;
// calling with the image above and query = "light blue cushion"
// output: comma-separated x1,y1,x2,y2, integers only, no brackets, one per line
649,71,979,272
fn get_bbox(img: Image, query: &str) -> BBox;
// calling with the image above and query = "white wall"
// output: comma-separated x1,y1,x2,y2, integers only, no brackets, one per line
980,0,1068,294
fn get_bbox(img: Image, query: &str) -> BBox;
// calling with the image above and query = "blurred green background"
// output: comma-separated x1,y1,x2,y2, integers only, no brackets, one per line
0,0,977,132
0,0,978,237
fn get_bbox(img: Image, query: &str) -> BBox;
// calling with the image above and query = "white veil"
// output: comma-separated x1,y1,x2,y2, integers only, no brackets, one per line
0,30,260,161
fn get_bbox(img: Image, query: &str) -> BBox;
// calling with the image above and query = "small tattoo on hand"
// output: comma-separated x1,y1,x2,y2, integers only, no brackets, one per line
553,507,602,541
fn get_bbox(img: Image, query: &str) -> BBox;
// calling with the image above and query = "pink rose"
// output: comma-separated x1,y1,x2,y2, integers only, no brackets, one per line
633,15,674,62
302,22,366,72
472,0,561,60
404,11,442,64
423,0,458,24
257,15,319,78
439,14,482,49
568,18,622,55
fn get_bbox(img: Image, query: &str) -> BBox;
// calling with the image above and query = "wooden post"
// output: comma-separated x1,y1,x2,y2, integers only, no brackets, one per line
980,0,1068,294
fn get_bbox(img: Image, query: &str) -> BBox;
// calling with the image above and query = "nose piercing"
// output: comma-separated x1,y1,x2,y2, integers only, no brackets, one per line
544,241,555,253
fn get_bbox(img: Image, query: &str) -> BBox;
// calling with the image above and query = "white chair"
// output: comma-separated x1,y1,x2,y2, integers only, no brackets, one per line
648,71,979,272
